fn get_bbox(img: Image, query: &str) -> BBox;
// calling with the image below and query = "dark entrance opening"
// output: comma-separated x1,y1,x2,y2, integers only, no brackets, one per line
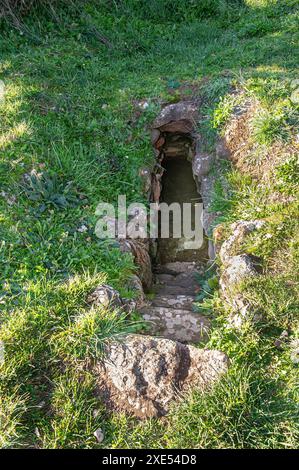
138,105,211,345
156,132,208,265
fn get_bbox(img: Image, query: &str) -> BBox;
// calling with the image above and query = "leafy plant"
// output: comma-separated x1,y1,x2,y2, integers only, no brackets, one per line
21,170,81,211
212,94,242,129
245,78,290,105
195,269,219,304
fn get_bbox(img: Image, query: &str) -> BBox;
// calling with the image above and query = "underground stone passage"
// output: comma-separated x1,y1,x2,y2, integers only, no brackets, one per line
156,132,208,265
140,120,210,344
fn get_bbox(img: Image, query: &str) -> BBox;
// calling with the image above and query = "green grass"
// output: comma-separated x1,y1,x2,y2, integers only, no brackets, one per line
0,0,299,448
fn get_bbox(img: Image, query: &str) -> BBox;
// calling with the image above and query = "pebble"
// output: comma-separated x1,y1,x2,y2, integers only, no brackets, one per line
94,428,104,443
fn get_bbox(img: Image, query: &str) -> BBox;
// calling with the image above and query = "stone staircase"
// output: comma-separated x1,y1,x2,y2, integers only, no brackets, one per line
140,261,210,343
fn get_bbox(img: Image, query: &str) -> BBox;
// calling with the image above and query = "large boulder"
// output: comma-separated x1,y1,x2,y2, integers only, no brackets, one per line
152,101,198,134
94,334,228,418
192,151,214,178
220,254,259,292
119,239,152,291
219,220,265,265
226,293,262,329
87,284,123,309
87,283,139,314
216,220,264,328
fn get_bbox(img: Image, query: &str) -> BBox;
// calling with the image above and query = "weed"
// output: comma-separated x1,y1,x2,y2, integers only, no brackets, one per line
52,308,137,362
212,94,241,130
275,156,299,193
250,105,297,146
22,169,81,211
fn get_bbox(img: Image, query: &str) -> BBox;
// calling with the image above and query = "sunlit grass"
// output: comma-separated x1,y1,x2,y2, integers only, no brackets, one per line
0,0,298,449
0,121,30,149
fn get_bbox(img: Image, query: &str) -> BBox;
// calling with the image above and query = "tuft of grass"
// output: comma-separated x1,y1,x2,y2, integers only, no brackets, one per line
162,366,299,449
52,307,138,362
239,274,299,330
0,390,28,448
0,1,81,23
99,0,243,23
39,369,105,449
212,94,242,130
251,107,291,145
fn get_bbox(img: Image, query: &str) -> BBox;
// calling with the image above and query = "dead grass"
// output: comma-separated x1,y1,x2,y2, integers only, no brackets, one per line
222,99,299,192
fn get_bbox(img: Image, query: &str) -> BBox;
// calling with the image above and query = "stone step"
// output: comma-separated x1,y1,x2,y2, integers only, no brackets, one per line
154,285,199,296
151,294,195,311
155,273,176,284
155,271,199,285
140,306,210,343
158,261,200,274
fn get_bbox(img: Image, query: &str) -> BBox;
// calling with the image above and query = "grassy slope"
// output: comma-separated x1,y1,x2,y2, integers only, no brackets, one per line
0,0,298,448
